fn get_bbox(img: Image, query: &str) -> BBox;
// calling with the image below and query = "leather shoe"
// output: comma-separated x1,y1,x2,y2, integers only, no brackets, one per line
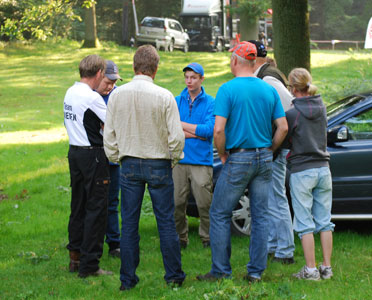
78,268,113,278
196,272,229,282
202,241,210,248
272,256,295,264
119,285,129,291
108,248,120,258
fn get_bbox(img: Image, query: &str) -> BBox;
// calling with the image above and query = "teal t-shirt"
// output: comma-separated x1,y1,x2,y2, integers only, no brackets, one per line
214,77,285,150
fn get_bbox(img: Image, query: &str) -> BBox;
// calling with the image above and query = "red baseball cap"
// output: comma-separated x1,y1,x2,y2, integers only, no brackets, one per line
229,41,257,60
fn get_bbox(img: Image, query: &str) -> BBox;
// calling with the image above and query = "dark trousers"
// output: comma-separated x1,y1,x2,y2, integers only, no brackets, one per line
105,164,120,249
67,146,109,273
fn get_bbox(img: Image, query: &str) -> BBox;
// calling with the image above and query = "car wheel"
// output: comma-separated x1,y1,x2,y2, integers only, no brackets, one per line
183,41,189,53
169,39,174,52
231,191,251,236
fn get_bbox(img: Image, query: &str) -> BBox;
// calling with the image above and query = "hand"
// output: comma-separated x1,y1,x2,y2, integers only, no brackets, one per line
220,152,229,164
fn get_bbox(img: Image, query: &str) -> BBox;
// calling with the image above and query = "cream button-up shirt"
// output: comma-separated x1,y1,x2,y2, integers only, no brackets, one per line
104,75,185,166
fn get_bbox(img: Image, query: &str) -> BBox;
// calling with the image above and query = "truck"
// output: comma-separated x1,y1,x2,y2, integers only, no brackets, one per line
179,0,239,51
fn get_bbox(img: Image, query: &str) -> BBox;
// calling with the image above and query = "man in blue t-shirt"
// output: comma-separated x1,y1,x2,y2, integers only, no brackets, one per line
197,42,288,282
173,63,215,249
96,60,122,258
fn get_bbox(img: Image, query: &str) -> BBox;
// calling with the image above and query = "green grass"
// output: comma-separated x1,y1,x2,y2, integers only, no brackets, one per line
1,40,372,300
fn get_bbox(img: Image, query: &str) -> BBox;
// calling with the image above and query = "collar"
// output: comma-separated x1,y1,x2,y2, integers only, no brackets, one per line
132,74,154,83
253,63,268,76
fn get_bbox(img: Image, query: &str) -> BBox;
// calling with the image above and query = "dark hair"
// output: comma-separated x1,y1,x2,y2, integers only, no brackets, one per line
133,45,160,76
79,55,106,78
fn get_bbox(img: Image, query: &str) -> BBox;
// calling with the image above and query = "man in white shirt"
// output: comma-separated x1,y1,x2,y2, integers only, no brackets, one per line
64,54,112,278
104,45,186,291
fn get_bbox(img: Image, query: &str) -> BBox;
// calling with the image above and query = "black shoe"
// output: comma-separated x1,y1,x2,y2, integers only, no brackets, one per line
78,268,113,278
108,248,120,258
272,256,295,264
180,240,188,249
196,272,229,282
202,241,210,248
119,284,129,291
243,274,261,283
167,280,183,287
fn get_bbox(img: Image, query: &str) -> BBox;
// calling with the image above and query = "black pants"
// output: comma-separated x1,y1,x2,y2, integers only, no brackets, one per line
67,146,109,273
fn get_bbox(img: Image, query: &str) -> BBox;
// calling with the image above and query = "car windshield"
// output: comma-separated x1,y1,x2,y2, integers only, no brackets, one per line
327,94,367,119
141,18,164,28
180,16,211,30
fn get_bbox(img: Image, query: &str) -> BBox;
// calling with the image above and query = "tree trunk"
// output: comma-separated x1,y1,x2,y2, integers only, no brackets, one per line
122,0,130,45
240,17,259,42
272,0,310,76
82,3,100,48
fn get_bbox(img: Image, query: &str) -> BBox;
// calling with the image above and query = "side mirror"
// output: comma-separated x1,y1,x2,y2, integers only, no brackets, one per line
327,125,349,144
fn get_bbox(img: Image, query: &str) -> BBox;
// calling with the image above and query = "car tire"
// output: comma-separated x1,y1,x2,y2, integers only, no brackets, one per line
231,191,251,236
183,41,189,53
169,39,174,52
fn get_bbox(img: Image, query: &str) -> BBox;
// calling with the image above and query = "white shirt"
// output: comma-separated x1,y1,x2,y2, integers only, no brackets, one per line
104,75,185,165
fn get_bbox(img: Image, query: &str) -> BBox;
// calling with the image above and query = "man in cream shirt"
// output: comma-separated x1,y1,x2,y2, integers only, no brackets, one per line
104,45,186,291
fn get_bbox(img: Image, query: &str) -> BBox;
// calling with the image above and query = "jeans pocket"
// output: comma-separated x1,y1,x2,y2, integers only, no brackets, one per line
149,167,171,185
227,160,252,186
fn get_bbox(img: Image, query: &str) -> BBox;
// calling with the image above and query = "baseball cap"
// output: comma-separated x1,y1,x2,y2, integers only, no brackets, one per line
183,62,204,77
229,41,257,60
248,40,267,57
105,60,122,81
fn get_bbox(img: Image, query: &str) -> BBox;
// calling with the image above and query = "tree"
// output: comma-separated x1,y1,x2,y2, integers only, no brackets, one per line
82,1,99,48
272,0,310,76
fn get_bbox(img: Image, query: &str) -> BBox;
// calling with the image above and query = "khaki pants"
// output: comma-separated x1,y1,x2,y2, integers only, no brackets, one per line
173,164,213,243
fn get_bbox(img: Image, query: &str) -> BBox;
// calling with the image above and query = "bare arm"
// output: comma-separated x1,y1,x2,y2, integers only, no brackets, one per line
214,116,228,164
270,116,288,153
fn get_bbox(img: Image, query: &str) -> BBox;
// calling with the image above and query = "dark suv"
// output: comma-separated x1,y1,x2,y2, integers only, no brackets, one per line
187,92,372,236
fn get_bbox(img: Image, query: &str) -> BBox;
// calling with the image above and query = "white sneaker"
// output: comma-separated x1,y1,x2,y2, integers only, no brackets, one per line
293,266,321,281
319,265,333,279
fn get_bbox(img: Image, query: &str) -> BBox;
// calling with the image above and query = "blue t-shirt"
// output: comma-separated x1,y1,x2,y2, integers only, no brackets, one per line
214,77,285,149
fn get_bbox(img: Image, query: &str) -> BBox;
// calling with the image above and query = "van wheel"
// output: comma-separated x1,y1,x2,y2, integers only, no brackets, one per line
169,39,174,52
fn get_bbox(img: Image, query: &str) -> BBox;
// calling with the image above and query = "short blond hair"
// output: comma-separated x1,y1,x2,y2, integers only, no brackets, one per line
133,45,160,76
288,68,317,96
79,54,106,78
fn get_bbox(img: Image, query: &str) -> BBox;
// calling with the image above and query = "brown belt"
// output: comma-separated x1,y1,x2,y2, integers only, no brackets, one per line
229,148,266,154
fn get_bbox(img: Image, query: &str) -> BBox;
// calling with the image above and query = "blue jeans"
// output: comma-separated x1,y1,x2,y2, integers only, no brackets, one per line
106,164,120,248
290,167,335,239
209,149,272,279
267,149,295,258
119,157,186,289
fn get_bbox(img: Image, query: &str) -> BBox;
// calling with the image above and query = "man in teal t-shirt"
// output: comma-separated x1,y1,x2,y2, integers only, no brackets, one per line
197,41,288,283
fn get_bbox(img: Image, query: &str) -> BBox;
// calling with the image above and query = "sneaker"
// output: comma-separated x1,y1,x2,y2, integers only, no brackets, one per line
292,266,320,281
272,256,295,265
196,272,229,282
108,248,120,258
202,241,210,248
180,240,188,249
243,274,261,283
319,265,333,279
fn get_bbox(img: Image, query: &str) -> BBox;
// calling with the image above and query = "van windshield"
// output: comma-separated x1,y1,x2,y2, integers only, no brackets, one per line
141,18,164,28
181,16,211,30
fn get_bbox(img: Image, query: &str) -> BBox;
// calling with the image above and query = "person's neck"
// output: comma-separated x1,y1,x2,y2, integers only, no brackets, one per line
253,58,266,71
188,87,202,101
80,77,96,90
234,69,255,78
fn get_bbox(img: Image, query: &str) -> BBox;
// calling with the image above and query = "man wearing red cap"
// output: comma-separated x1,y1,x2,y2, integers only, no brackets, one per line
197,41,288,282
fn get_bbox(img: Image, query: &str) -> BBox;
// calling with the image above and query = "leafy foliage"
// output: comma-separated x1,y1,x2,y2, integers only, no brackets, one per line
227,0,270,20
0,0,81,41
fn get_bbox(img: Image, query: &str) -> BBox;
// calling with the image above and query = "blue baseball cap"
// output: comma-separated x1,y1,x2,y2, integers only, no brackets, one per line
183,62,204,77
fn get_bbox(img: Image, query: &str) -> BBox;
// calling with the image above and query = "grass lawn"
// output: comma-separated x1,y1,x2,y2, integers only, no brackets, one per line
0,40,372,300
